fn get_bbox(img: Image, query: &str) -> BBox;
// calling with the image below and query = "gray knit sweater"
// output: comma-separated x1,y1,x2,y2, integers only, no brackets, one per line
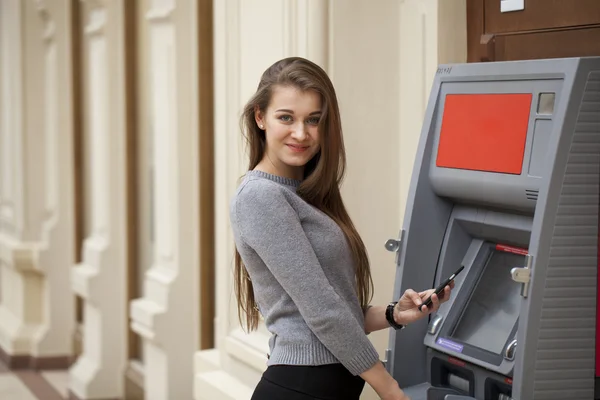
230,170,381,376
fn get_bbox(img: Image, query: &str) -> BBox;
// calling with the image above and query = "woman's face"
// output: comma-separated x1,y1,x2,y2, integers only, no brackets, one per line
255,85,322,180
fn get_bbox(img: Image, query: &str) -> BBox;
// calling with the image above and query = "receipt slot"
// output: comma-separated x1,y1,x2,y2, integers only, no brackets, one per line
385,57,600,400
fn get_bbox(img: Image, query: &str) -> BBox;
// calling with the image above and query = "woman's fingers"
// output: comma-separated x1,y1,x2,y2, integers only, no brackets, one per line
439,284,453,303
430,293,441,311
404,289,423,307
416,282,455,313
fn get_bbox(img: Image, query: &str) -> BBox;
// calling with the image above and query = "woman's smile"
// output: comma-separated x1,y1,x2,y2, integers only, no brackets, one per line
286,144,310,153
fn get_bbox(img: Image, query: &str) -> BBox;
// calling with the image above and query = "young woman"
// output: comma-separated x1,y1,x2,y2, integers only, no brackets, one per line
230,57,454,400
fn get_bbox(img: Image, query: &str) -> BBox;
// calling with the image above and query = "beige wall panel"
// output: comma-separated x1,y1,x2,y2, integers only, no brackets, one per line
328,2,401,398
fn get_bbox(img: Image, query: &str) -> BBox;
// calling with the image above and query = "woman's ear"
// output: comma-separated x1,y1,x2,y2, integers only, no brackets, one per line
254,107,265,130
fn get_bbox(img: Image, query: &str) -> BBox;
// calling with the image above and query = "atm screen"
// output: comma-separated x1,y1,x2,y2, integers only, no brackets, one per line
435,93,532,175
451,249,524,354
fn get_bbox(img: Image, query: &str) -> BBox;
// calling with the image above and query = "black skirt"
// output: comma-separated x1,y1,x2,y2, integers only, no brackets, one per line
251,363,366,400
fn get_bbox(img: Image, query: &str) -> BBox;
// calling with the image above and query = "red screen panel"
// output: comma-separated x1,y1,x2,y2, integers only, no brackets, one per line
436,93,533,175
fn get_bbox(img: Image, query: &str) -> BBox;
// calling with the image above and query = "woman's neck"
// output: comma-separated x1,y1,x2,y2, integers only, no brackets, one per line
254,158,304,181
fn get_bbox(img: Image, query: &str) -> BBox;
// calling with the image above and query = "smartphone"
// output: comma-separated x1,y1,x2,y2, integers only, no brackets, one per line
418,265,464,312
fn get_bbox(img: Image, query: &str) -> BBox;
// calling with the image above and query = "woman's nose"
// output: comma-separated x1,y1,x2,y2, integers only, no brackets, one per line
290,123,307,140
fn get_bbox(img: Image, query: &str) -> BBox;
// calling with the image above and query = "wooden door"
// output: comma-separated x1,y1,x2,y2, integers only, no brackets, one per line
467,0,600,62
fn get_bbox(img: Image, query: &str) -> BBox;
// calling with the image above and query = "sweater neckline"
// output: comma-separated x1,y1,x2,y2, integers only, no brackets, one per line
246,170,301,188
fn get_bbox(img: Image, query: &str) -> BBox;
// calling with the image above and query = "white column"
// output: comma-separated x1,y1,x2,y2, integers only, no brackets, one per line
128,0,203,399
0,1,26,362
0,0,31,365
69,0,129,398
0,0,75,368
194,1,329,399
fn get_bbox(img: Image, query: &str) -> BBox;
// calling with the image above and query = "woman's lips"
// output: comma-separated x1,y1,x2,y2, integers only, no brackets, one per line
286,144,309,153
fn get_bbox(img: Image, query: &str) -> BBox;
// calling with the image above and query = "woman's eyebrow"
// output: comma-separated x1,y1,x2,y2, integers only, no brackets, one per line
275,109,321,115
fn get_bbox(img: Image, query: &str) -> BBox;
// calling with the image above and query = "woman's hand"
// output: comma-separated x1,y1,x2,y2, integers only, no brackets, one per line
379,383,412,400
381,391,412,400
360,362,412,400
393,281,455,326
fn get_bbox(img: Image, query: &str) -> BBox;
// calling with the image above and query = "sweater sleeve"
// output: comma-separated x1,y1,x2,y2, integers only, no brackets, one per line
234,182,380,376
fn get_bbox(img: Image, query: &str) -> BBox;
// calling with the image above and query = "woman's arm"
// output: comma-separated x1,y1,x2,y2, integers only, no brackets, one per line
234,182,381,375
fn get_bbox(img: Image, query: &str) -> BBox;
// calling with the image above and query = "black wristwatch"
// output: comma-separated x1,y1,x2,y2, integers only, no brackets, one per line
386,302,405,330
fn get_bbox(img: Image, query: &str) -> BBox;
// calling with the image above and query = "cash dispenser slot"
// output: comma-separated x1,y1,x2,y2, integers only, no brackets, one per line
426,353,514,400
430,357,475,396
485,378,513,400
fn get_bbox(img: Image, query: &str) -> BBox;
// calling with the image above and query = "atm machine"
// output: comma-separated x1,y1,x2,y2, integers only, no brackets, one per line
385,57,600,400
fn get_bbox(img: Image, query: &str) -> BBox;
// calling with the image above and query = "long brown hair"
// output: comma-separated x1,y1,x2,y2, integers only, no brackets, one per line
234,57,373,331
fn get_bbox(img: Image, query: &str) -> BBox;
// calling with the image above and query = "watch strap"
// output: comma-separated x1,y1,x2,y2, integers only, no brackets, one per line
386,302,405,330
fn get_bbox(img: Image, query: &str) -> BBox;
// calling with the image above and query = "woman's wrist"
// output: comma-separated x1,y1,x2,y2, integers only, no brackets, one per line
393,303,406,326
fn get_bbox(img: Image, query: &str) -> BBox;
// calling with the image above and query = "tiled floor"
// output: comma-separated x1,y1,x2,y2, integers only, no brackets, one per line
0,358,68,400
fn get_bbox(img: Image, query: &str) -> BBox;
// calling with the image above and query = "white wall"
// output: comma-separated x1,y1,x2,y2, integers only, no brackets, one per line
329,7,402,395
195,1,466,399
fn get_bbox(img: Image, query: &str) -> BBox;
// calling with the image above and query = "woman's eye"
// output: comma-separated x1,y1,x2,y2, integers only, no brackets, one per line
278,115,292,122
307,117,320,125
